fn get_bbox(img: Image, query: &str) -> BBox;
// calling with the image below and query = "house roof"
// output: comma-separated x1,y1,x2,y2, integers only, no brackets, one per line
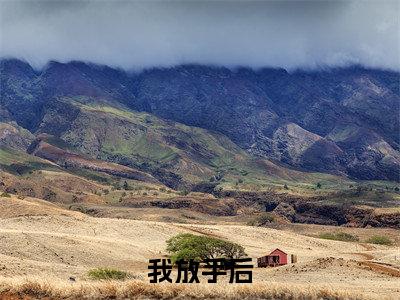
257,248,288,259
268,248,287,255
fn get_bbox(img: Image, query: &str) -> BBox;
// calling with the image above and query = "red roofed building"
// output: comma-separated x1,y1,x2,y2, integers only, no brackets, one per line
257,248,288,267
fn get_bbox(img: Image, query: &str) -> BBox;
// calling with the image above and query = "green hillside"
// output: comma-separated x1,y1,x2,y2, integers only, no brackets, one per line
32,98,357,191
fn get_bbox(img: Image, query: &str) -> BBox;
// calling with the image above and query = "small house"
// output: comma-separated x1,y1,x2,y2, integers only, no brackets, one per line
257,248,288,267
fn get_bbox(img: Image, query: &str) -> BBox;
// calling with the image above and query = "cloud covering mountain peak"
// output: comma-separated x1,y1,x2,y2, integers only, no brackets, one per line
1,0,399,70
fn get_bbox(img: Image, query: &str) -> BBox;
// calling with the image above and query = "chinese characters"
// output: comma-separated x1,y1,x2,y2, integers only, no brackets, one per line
148,258,252,283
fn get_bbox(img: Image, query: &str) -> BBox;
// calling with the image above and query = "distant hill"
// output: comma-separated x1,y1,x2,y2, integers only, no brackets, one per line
1,58,399,182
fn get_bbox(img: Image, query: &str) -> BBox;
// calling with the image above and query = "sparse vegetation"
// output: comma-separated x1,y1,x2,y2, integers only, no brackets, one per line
123,181,130,190
318,232,359,242
213,186,223,198
0,192,11,198
0,277,373,300
88,268,129,281
69,204,85,213
144,115,152,124
365,235,393,246
247,213,275,226
179,188,190,196
1,194,398,299
166,233,246,263
68,168,111,184
240,170,248,176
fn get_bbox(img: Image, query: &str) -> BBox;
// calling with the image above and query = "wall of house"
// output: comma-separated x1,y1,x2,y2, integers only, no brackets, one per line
269,250,287,265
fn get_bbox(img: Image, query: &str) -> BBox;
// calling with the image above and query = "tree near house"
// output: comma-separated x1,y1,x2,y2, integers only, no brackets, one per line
166,233,246,263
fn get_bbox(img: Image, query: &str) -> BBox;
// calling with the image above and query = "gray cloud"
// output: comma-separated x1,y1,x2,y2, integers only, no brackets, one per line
0,0,399,70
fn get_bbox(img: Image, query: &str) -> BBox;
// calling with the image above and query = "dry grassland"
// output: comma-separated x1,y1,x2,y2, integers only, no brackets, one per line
0,195,399,299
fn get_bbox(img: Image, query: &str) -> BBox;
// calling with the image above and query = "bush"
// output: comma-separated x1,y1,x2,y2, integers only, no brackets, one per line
214,172,224,181
123,181,130,190
213,186,223,198
240,170,248,176
166,233,246,263
88,268,129,280
365,235,393,246
178,189,190,196
318,232,359,242
247,213,275,226
1,192,11,197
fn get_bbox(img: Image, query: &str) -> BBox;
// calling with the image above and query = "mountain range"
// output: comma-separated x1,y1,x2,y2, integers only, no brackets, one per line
1,58,399,187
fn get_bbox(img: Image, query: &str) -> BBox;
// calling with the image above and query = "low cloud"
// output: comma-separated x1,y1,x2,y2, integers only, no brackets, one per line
1,0,399,70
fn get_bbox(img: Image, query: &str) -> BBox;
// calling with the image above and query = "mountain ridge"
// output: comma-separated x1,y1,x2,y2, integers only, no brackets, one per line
1,58,399,181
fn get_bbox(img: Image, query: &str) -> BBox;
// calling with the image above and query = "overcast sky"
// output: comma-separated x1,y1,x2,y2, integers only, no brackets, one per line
0,0,399,70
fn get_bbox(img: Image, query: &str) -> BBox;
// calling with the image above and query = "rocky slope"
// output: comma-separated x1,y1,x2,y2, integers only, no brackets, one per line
6,97,322,189
1,58,399,181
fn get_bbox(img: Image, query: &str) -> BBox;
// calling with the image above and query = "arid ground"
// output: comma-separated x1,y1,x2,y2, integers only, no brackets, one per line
0,195,399,300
